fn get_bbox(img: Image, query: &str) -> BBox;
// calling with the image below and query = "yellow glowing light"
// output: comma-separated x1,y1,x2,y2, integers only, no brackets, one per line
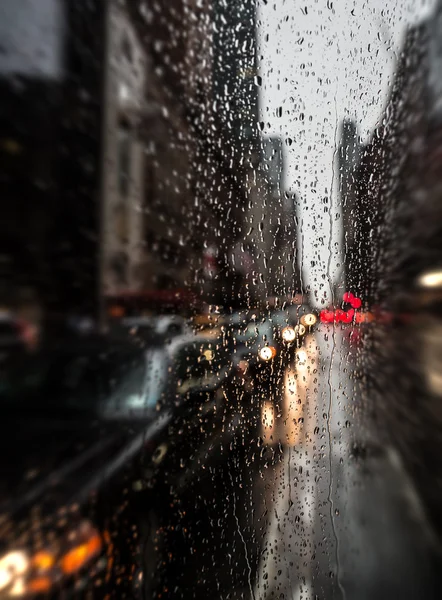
300,313,317,327
60,534,102,575
202,349,214,361
261,401,275,443
259,346,276,361
32,551,55,571
109,305,125,318
417,270,442,288
27,577,52,594
281,327,296,343
0,551,29,593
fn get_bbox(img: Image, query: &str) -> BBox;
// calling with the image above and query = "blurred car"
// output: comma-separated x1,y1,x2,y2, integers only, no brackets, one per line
139,333,257,596
273,304,318,353
0,335,168,598
154,333,250,486
229,306,318,371
319,292,373,327
0,332,251,599
319,293,374,355
111,314,190,346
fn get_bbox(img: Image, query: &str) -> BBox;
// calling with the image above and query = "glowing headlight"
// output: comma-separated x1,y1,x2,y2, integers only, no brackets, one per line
417,269,442,288
281,327,296,343
300,313,317,327
259,346,276,361
0,522,103,597
0,551,29,596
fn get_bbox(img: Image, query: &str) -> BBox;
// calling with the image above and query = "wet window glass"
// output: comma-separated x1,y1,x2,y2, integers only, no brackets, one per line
2,0,442,599
175,341,230,382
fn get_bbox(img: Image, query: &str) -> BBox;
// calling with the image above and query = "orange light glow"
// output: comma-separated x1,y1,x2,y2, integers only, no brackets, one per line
259,345,277,361
60,535,102,575
108,305,125,318
27,577,52,593
32,551,55,571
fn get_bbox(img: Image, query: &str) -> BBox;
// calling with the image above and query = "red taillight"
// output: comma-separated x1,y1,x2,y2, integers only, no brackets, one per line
355,311,365,324
334,308,345,322
343,292,362,309
340,308,354,324
320,308,355,324
320,309,334,323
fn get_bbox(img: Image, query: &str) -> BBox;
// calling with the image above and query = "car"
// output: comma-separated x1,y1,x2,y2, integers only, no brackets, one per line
138,333,258,597
157,332,253,484
0,336,170,598
229,306,318,373
225,308,318,455
111,314,190,346
0,333,251,599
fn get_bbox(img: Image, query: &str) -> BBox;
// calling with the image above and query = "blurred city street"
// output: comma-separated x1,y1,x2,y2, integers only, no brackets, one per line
251,326,438,600
138,324,439,599
3,0,442,598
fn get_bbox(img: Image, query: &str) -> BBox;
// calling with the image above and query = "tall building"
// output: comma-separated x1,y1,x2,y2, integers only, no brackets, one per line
338,119,360,292
351,0,442,543
100,1,148,296
122,0,250,309
338,19,427,305
260,137,301,298
213,0,282,305
212,0,260,151
0,0,106,329
0,0,270,324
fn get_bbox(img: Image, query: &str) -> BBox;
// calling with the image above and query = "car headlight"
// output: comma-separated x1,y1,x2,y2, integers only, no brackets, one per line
0,521,103,598
281,327,296,343
300,313,317,327
259,346,276,361
0,551,29,596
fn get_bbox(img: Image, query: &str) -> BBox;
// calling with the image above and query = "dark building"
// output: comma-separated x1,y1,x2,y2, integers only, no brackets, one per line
338,21,427,306
261,136,301,298
348,0,442,544
1,0,261,328
212,0,260,159
124,0,255,309
0,0,106,329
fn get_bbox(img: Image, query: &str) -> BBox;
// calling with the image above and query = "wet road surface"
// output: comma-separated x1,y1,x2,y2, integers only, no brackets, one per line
254,326,438,600
149,326,440,599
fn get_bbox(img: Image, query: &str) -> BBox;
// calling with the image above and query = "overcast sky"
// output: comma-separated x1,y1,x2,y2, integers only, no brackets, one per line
0,0,64,79
258,0,435,305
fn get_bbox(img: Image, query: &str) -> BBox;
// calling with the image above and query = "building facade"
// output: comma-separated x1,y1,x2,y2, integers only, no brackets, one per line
338,20,427,306
0,0,106,329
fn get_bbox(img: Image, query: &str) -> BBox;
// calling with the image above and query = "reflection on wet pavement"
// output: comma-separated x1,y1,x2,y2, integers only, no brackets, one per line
254,325,438,600
260,334,319,448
